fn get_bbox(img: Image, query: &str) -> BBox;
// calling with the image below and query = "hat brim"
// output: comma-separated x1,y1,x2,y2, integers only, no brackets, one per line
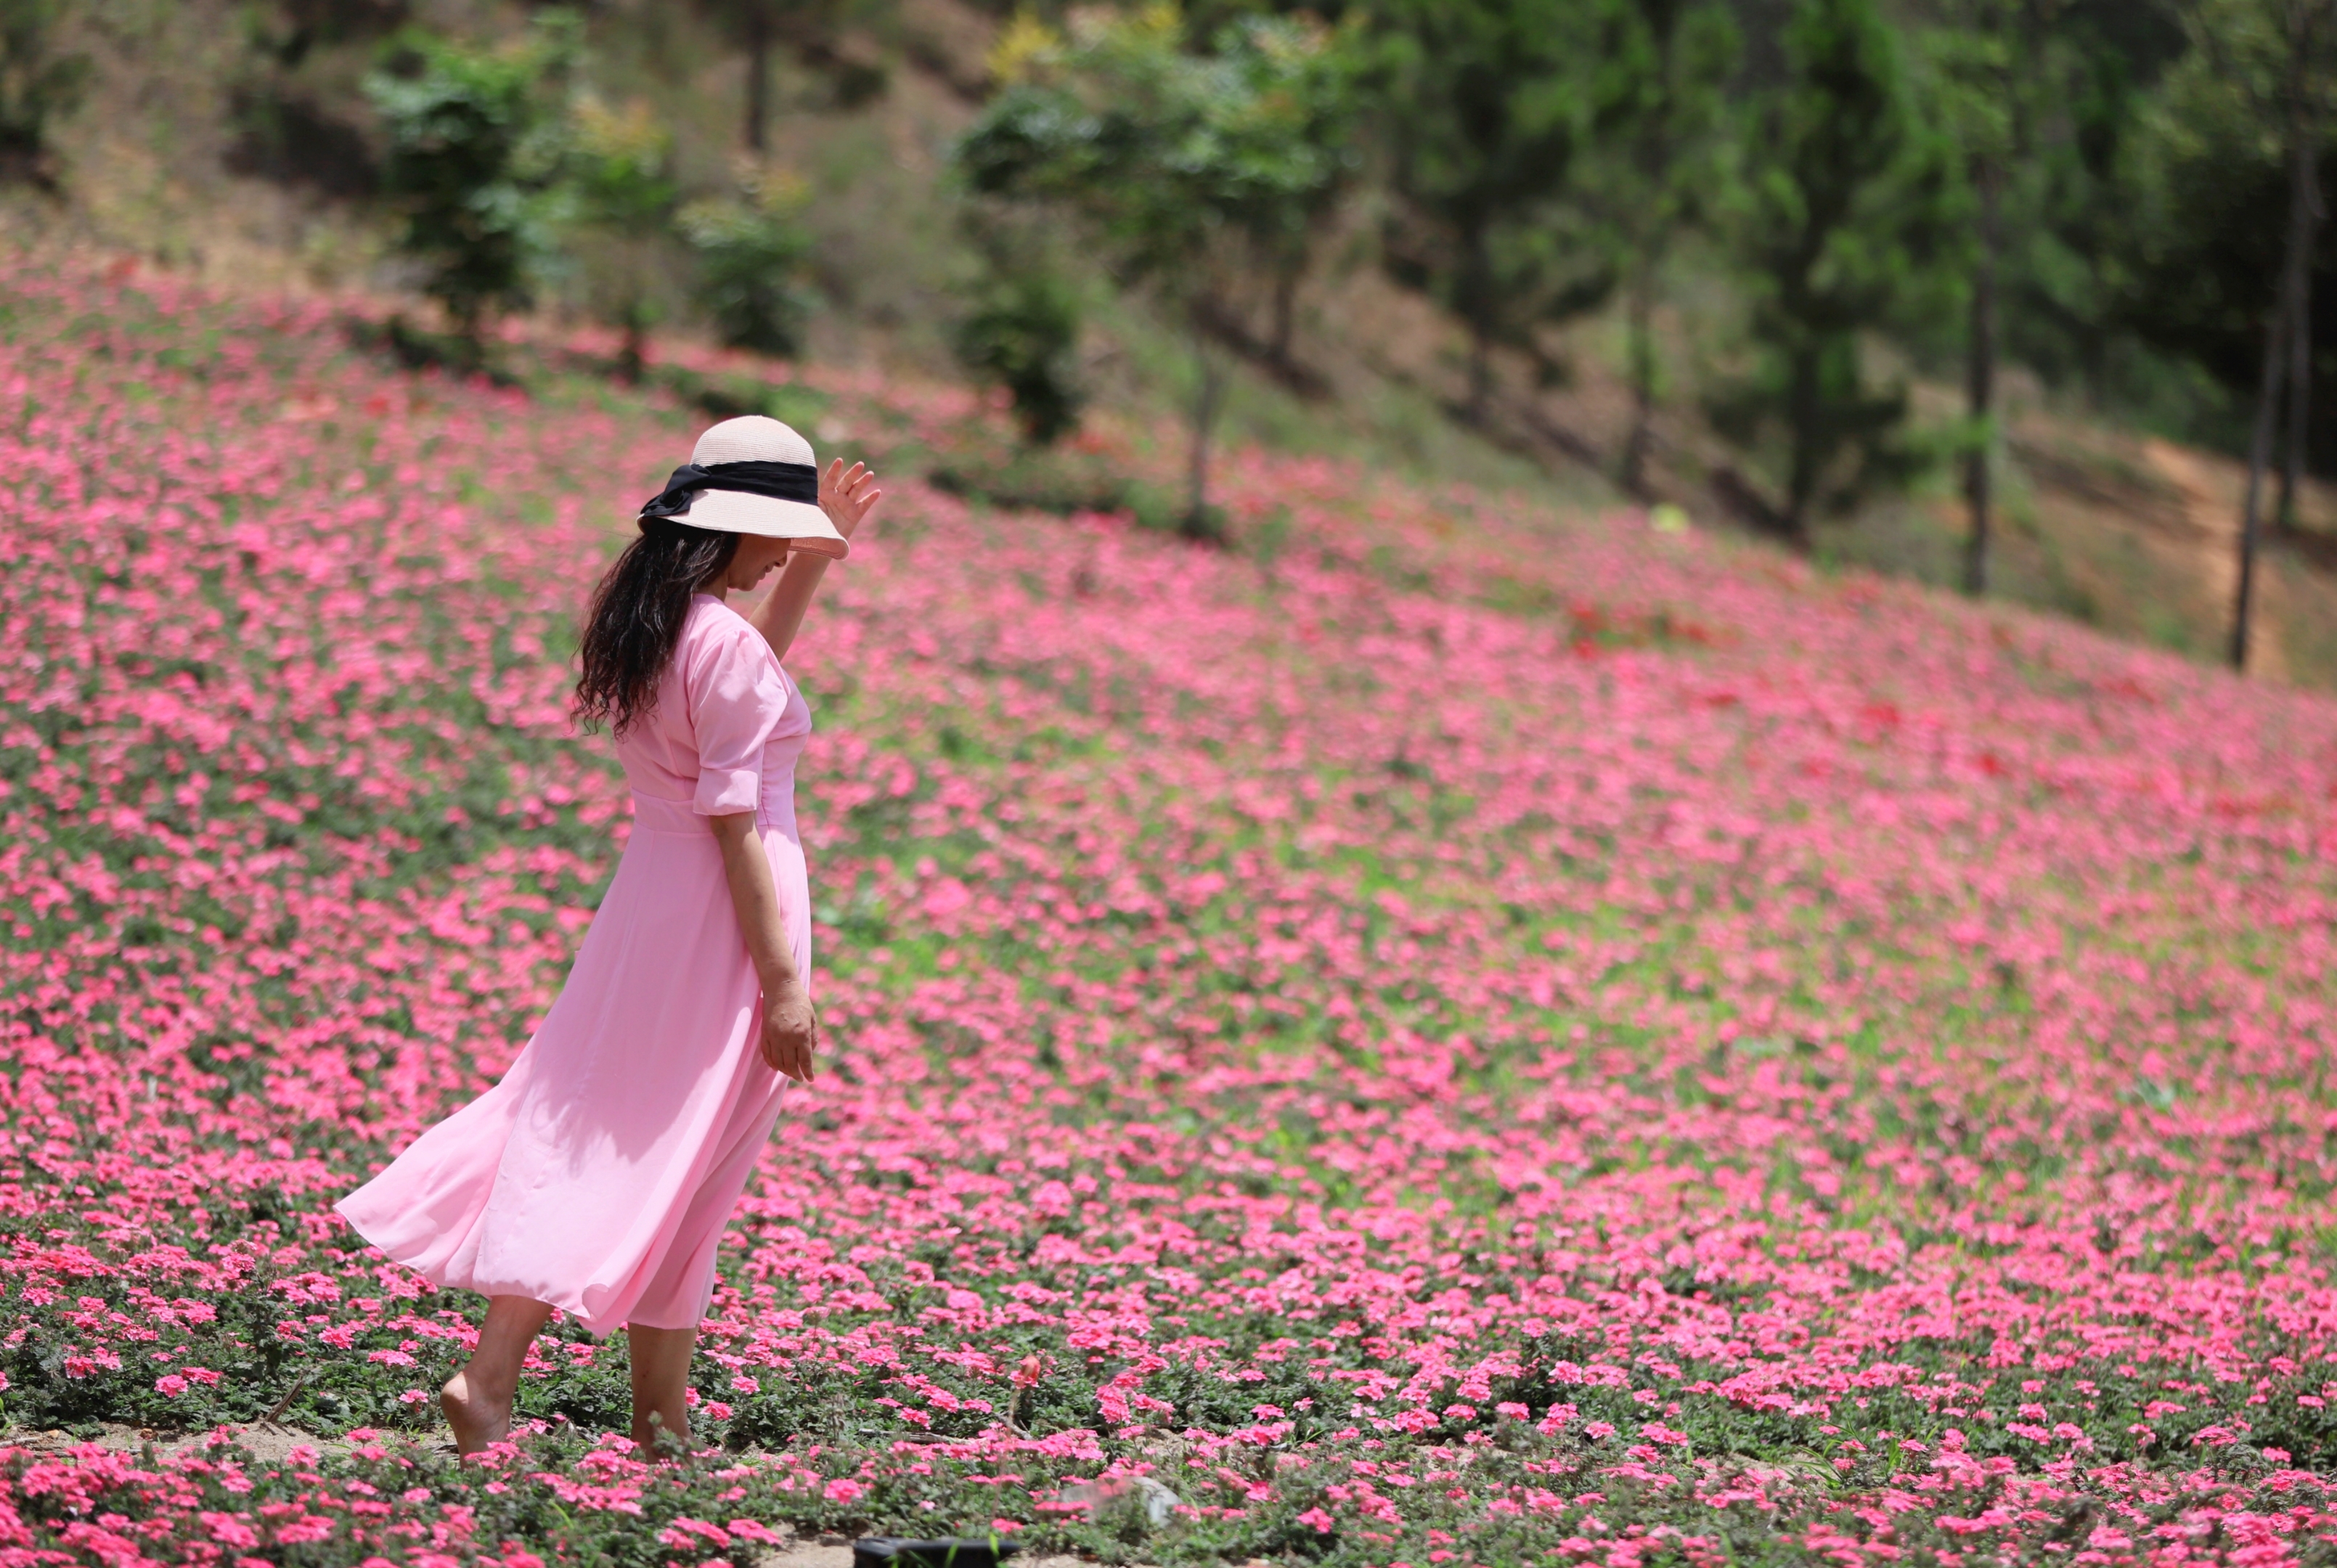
640,489,849,559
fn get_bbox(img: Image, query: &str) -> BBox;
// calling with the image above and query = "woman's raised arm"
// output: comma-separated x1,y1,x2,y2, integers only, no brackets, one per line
748,458,882,661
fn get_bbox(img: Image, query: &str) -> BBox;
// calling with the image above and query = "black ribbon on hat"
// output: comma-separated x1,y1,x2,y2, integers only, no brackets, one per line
638,459,820,520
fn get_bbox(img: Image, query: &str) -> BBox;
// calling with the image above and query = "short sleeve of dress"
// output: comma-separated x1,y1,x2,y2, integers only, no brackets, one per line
685,616,788,816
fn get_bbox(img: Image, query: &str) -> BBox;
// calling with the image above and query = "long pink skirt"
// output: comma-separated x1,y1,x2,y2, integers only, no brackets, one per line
337,793,805,1334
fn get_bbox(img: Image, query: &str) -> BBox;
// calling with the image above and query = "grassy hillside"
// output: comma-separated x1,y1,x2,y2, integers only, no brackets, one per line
7,250,2337,1564
24,0,2337,698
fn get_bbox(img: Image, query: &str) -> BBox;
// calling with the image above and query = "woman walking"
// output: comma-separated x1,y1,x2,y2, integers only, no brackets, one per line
338,416,881,1457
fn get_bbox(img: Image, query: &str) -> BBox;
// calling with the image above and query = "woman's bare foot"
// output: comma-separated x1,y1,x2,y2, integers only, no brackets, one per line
441,1368,512,1455
627,1322,698,1461
443,1296,553,1458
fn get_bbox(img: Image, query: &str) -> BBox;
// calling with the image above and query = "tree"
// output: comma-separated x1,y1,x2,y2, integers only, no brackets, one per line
1708,0,1953,542
1999,1,2184,408
1369,0,1612,420
955,7,1358,536
567,94,680,382
695,0,888,154
696,0,781,153
1574,0,1741,496
365,15,580,357
955,260,1085,446
1232,16,1361,377
0,0,91,189
1923,1,2076,597
2158,0,2337,671
675,161,818,358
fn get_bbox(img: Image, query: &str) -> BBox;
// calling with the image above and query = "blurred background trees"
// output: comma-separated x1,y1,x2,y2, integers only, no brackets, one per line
362,15,580,362
0,0,89,190
14,0,2337,672
956,7,1358,535
1706,0,1951,542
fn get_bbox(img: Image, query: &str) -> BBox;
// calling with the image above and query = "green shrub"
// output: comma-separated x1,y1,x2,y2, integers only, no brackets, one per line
364,13,581,354
0,0,91,189
567,93,681,381
677,163,817,359
954,269,1085,445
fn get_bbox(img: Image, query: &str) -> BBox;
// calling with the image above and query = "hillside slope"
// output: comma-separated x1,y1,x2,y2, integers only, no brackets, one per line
26,0,2337,698
6,253,2337,1564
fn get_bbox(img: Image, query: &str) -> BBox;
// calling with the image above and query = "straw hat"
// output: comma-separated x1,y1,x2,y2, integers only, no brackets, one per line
636,416,849,558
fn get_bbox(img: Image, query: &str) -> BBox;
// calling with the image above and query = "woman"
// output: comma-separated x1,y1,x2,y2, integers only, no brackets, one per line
338,415,882,1457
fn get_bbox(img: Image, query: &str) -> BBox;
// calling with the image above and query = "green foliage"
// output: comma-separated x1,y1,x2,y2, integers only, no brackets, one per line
1993,6,2183,401
2116,6,2337,450
0,0,91,189
1710,0,1955,536
1370,0,1613,411
955,266,1085,445
955,5,1359,528
676,162,818,359
1573,0,1743,489
959,9,1358,297
566,93,681,380
364,13,581,347
568,94,677,227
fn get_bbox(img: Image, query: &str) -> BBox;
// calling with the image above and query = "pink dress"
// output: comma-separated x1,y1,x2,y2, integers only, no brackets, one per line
338,594,810,1334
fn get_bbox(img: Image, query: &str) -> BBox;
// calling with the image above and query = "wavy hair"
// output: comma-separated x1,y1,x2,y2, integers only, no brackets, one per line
573,518,740,737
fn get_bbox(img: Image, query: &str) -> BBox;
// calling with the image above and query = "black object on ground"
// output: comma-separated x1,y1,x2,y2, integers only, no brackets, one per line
851,1540,1021,1568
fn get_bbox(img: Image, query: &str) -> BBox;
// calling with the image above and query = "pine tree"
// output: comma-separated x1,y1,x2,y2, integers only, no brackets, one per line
1924,1,2076,596
1575,0,1742,497
1370,0,1613,420
1710,0,1953,541
2163,0,2337,671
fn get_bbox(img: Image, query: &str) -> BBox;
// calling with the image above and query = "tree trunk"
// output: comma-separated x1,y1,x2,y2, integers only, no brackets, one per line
2237,315,2284,674
2280,119,2323,535
1620,260,1657,500
1465,324,1493,422
1459,221,1494,422
2236,110,2319,671
1782,346,1822,544
1270,261,1299,369
744,4,771,155
619,299,648,385
1184,320,1228,541
1963,159,2001,597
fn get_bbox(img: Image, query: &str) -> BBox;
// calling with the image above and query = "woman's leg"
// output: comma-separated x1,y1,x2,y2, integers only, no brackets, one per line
627,1323,698,1456
442,1294,553,1455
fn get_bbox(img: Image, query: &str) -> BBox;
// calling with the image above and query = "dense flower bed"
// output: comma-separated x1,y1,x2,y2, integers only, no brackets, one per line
6,253,2337,1565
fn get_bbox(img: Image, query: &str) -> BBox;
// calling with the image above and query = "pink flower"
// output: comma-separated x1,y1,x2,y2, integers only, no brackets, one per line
5,244,2337,1568
1297,1508,1335,1533
200,1514,258,1550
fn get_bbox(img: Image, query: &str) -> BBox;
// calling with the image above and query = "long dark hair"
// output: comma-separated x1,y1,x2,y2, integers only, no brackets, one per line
574,518,739,736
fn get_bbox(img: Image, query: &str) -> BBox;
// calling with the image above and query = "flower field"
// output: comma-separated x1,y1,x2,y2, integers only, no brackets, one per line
7,253,2337,1567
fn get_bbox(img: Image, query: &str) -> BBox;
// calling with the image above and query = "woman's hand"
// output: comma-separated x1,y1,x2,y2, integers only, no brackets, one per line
760,976,818,1083
820,459,884,540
